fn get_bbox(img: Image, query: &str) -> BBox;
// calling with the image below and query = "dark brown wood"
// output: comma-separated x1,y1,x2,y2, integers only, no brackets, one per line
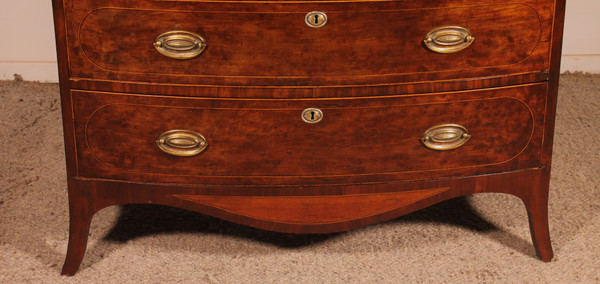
78,5,540,76
521,166,554,262
172,188,451,225
71,84,546,185
68,72,551,99
60,0,555,88
52,0,565,275
541,0,567,166
57,167,553,271
61,179,94,276
51,0,77,177
525,0,566,261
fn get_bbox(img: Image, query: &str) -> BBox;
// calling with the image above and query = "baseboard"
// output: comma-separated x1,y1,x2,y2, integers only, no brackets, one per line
1,56,598,83
561,55,600,74
0,62,59,83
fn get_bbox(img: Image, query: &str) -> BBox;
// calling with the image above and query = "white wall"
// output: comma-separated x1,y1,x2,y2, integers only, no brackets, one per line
561,1,600,73
0,1,57,82
0,1,598,82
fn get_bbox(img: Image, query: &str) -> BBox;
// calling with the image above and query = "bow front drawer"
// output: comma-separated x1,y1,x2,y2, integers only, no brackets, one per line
72,83,547,185
64,0,553,87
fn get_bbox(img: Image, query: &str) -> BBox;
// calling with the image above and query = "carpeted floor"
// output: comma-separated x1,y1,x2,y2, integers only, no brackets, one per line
0,73,599,283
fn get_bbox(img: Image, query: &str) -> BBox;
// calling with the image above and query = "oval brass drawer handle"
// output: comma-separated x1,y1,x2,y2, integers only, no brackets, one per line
424,26,474,54
153,31,207,60
421,124,471,151
156,130,208,157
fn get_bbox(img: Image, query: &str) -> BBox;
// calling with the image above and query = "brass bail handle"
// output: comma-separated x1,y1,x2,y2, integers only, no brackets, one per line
153,31,207,60
156,129,208,157
424,26,474,54
421,123,471,151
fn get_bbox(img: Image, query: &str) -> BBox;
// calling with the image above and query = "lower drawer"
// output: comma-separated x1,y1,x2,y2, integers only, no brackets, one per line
72,83,547,185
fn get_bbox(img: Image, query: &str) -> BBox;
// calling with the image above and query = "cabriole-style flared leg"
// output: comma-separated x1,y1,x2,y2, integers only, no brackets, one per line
521,169,554,262
61,181,94,276
524,190,554,262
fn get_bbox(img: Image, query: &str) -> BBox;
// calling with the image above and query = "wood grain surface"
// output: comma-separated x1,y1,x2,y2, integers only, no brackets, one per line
71,83,546,185
62,0,555,87
52,0,565,276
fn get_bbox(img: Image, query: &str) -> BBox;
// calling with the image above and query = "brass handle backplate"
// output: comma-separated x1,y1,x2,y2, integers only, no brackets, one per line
153,31,206,60
157,129,208,157
421,124,471,151
424,26,474,53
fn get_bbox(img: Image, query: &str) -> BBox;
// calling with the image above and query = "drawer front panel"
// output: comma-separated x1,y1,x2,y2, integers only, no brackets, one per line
79,5,539,76
64,0,553,87
73,84,547,185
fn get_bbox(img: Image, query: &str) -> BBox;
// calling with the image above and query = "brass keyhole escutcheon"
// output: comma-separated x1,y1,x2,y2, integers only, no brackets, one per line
305,11,327,28
302,108,324,124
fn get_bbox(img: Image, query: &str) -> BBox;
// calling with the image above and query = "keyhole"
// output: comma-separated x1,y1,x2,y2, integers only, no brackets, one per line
305,11,327,28
302,108,323,123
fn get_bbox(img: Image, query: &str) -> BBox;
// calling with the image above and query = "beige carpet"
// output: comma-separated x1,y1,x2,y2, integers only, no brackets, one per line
1,73,599,283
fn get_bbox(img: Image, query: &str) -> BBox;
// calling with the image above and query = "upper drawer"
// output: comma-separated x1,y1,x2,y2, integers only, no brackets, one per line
63,0,555,87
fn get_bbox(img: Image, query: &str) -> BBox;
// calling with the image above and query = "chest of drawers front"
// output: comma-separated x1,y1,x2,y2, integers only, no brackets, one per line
52,0,566,275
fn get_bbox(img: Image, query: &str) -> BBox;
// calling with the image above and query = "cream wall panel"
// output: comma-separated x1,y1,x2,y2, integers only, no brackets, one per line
0,0,57,81
561,1,600,73
0,0,598,82
562,1,600,55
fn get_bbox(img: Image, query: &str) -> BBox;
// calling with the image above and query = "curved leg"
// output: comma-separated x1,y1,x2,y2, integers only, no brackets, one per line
495,168,554,261
61,181,94,276
523,193,554,262
521,169,554,262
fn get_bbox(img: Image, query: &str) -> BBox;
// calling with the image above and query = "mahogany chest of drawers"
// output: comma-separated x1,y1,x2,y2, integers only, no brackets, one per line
52,0,566,275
